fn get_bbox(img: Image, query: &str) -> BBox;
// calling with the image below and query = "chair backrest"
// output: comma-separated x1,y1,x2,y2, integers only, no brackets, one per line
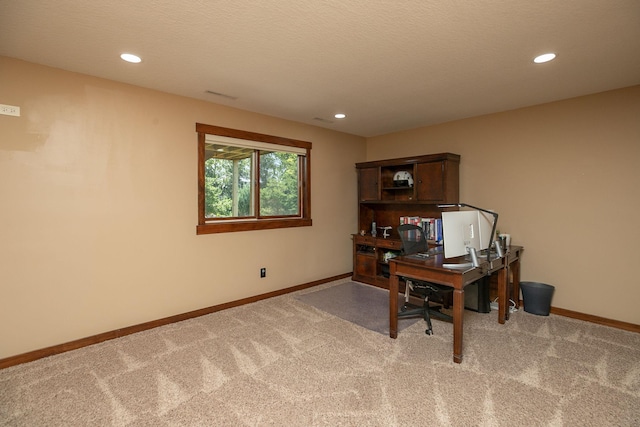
397,224,429,255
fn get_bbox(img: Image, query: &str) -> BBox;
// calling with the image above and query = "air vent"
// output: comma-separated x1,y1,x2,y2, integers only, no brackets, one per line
313,117,334,124
205,90,238,100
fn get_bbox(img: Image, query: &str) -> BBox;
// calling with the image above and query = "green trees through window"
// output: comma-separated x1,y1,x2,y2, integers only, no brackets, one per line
204,151,299,218
196,123,312,234
259,151,299,216
204,155,252,218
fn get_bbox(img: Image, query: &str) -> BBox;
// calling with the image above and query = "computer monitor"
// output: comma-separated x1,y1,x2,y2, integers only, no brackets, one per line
442,210,495,259
438,203,502,262
442,211,480,258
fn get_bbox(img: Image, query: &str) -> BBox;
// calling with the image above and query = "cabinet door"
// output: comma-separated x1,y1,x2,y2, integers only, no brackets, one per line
358,167,379,201
355,253,376,281
415,161,445,202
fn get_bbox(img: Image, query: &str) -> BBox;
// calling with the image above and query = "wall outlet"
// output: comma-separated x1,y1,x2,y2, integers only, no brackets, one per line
0,104,20,117
260,268,266,278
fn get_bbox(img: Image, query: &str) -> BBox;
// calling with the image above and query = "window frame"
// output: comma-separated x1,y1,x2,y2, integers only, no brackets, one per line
196,123,312,234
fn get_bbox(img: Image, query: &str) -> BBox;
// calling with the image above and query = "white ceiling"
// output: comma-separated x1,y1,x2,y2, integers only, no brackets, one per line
1,0,639,137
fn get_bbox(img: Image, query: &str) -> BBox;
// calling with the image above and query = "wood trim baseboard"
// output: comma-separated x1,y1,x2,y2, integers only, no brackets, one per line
0,273,352,370
512,299,640,333
549,305,640,333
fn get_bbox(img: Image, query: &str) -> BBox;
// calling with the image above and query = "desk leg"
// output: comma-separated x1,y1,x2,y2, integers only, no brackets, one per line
498,266,508,324
453,288,464,364
511,258,521,309
389,273,399,339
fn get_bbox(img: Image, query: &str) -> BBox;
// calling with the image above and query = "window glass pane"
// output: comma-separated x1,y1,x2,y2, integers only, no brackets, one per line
259,151,299,216
204,146,253,218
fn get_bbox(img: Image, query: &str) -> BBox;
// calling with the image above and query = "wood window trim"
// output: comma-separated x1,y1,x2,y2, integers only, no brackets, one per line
196,123,312,235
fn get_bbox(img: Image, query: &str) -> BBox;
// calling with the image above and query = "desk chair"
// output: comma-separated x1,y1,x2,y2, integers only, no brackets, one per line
397,224,453,335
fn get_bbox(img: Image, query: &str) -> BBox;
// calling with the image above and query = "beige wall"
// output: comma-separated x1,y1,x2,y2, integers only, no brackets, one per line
367,85,640,325
1,56,638,360
0,57,365,359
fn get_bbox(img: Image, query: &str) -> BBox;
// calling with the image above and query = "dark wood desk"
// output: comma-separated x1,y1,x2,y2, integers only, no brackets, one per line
388,246,523,363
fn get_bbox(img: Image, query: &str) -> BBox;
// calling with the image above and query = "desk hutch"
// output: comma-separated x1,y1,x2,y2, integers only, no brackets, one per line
353,153,460,288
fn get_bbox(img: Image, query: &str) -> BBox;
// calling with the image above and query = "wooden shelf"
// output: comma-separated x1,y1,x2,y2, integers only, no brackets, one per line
353,153,460,289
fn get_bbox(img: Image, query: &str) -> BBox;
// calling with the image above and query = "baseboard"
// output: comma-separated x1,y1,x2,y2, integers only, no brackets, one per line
496,299,639,333
549,304,640,333
0,272,352,370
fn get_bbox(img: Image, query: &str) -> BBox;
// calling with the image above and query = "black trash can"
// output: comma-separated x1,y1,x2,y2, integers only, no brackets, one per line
520,282,554,316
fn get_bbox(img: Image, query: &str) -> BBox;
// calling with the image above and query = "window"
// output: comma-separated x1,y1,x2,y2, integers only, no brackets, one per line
196,123,312,234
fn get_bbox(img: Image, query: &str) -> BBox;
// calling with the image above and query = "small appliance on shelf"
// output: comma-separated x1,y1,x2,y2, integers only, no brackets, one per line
393,170,413,187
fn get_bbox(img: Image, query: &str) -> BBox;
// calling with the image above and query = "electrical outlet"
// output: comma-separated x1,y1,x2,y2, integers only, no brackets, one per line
0,104,20,117
260,268,266,278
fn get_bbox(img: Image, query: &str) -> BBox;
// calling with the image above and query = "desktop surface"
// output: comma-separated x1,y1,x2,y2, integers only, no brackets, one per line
406,245,443,259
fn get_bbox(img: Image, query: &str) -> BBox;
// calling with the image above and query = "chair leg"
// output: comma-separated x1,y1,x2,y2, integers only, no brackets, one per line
399,284,450,335
423,297,433,335
426,302,453,323
401,279,413,311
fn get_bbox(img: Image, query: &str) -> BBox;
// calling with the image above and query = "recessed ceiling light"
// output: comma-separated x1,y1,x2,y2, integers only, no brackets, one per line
120,53,142,63
334,113,346,119
534,53,556,64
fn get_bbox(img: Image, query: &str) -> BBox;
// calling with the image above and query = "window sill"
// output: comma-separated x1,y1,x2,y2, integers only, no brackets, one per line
197,218,312,235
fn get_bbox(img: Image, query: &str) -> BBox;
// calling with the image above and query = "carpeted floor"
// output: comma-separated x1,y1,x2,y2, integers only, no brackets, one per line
1,277,639,426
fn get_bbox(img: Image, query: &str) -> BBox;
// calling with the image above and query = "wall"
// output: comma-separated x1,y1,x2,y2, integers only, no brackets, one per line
367,85,640,325
0,57,365,359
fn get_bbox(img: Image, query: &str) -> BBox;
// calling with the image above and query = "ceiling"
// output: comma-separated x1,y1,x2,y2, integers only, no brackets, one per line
1,1,639,137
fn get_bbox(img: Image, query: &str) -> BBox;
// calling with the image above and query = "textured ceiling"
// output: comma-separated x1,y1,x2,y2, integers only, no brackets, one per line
1,0,639,137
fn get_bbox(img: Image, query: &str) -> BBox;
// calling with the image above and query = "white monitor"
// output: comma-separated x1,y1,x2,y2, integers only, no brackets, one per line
442,211,480,258
442,210,494,259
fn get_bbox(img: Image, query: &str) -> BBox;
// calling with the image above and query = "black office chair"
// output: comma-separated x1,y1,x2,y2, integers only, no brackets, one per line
396,224,453,335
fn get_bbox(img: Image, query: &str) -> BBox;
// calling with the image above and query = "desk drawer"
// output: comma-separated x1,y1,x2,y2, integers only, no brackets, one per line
375,239,402,250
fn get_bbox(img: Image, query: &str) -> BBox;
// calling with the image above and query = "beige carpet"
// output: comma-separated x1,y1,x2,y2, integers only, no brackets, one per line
1,278,639,426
